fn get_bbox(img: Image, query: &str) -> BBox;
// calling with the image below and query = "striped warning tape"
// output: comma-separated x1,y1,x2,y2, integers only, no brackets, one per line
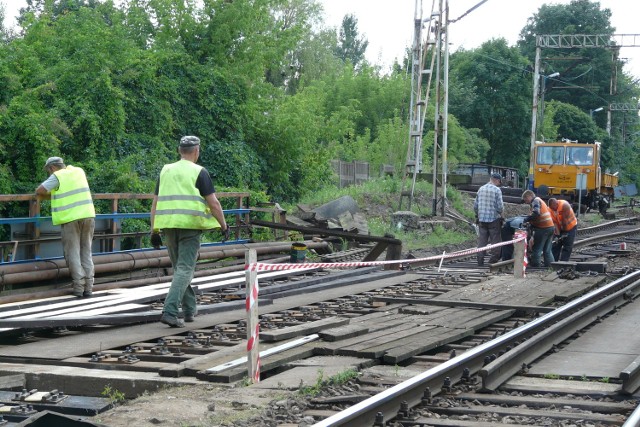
246,235,527,272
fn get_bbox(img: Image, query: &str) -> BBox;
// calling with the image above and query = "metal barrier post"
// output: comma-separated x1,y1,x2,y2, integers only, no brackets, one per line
513,231,527,278
245,249,260,383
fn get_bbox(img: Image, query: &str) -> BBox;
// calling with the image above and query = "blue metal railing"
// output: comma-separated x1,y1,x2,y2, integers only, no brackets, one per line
0,209,251,225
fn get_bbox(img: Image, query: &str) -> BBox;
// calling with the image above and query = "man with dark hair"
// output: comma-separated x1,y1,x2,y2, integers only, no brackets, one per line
150,136,230,327
36,157,96,297
473,173,504,266
522,190,555,267
548,198,577,261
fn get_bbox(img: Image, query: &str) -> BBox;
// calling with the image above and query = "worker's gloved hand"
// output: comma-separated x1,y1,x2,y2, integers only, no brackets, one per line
150,230,162,249
558,233,568,242
222,226,230,242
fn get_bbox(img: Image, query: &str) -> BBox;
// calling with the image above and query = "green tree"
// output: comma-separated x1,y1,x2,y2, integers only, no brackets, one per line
334,14,368,68
517,0,638,144
449,39,532,171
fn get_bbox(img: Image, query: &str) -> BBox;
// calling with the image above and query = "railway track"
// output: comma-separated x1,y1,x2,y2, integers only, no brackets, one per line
305,268,640,426
0,215,637,425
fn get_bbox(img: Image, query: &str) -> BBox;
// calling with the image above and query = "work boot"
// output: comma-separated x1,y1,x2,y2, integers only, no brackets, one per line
83,278,94,297
160,313,185,328
72,282,84,298
184,313,196,323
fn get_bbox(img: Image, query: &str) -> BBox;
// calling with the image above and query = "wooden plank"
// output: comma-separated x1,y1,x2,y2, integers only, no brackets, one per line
0,273,422,360
314,319,431,356
381,327,472,363
318,324,369,342
197,343,316,383
372,296,554,313
0,269,315,331
424,404,625,424
338,325,439,358
260,316,350,342
456,392,634,413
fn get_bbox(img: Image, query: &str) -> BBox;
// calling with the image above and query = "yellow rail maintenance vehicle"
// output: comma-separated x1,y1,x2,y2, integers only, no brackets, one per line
531,140,618,212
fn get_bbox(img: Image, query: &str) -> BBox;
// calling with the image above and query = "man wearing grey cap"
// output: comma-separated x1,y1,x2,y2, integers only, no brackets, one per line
150,135,230,328
473,173,504,266
36,157,96,297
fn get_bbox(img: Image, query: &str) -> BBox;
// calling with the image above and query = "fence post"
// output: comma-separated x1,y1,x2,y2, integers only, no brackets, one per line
245,249,260,383
28,197,40,259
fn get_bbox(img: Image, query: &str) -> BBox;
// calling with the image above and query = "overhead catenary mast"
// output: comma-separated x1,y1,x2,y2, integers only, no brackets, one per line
398,0,439,212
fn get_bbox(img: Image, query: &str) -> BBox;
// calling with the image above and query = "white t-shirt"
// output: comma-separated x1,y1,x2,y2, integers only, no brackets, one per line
41,174,60,192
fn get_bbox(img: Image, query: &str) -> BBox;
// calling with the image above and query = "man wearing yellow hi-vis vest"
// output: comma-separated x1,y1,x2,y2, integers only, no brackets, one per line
150,136,229,328
36,157,96,298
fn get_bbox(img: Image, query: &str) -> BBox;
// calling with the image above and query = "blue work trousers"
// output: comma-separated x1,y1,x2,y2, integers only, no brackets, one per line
552,226,577,262
530,226,555,267
162,228,201,318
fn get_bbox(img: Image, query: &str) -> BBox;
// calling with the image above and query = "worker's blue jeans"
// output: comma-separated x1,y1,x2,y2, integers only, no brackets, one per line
162,228,201,318
552,226,577,261
530,226,555,267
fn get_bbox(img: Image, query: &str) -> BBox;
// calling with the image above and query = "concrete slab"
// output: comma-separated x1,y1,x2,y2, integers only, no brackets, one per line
250,355,375,391
503,376,620,395
287,355,376,369
530,302,640,378
0,363,205,398
360,364,427,380
251,365,353,391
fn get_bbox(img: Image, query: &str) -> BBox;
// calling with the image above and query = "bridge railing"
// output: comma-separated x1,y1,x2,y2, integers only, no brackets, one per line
0,192,257,262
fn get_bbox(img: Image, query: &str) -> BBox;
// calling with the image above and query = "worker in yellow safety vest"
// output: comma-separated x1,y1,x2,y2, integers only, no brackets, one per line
36,157,96,297
150,136,230,328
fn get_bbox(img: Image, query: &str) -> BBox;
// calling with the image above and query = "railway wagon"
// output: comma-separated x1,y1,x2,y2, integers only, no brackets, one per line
531,140,618,209
450,163,519,187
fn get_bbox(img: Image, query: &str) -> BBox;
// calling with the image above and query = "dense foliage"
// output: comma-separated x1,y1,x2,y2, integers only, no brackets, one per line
0,0,638,219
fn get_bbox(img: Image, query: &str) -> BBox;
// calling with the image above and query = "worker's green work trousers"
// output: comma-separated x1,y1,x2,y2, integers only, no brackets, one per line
162,228,202,318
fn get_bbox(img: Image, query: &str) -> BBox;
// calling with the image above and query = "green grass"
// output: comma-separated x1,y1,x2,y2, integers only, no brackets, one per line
298,368,360,397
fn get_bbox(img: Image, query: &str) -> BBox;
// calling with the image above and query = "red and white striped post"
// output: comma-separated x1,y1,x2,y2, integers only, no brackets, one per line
513,230,527,278
245,249,260,383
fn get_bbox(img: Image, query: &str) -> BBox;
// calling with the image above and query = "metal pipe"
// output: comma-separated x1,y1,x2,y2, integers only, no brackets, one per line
0,255,291,304
0,241,329,287
0,241,306,275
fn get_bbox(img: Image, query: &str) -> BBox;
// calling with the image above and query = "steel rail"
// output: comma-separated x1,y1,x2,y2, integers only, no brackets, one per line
481,276,640,390
623,402,640,427
574,226,640,248
577,217,638,235
621,355,640,395
312,269,640,427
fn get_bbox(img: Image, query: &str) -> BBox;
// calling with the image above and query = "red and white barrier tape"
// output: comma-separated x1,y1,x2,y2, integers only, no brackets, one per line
245,236,526,272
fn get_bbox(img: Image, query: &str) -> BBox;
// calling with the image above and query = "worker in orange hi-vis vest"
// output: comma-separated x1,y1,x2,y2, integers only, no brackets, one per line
548,198,578,262
521,190,556,267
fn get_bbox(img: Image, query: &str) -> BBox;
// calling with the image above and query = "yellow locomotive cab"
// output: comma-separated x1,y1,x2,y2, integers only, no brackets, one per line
532,140,616,208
